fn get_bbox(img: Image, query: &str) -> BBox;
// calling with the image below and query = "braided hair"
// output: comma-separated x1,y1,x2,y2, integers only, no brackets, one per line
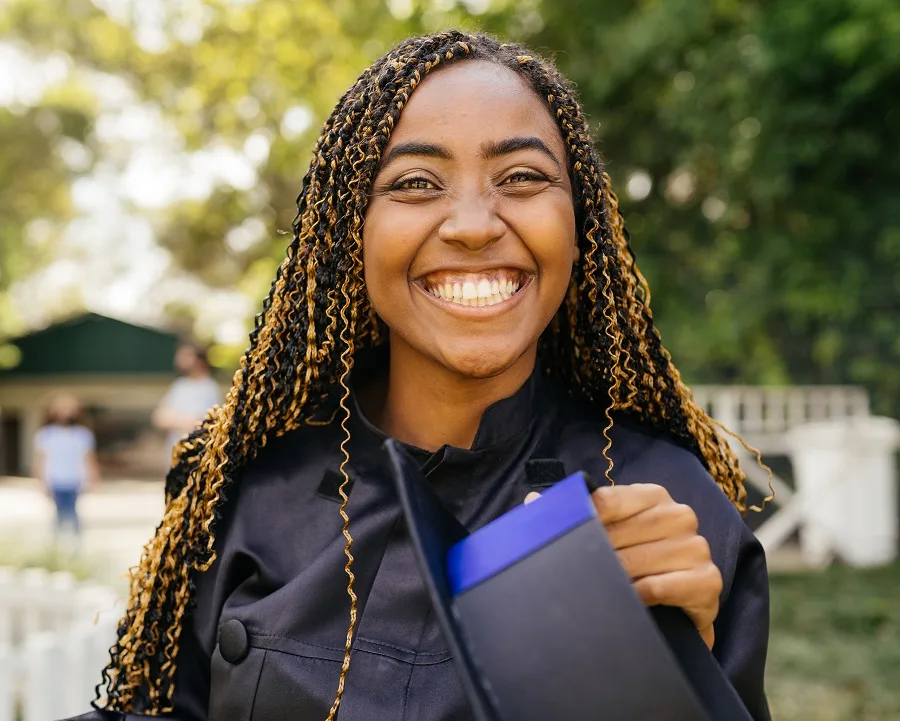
99,30,761,717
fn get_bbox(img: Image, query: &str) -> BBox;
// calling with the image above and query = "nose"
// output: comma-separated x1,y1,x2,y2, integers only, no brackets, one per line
438,191,506,251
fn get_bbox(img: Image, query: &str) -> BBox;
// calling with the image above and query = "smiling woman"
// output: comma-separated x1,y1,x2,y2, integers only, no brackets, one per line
361,60,579,448
62,30,771,721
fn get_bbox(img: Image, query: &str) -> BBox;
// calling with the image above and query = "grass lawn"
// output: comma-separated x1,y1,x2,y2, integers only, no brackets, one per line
766,563,900,721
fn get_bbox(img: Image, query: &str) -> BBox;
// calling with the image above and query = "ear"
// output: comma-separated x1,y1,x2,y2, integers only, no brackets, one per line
572,234,580,264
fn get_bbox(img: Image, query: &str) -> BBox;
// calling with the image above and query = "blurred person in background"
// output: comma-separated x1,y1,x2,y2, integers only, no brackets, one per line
152,342,222,461
33,393,100,537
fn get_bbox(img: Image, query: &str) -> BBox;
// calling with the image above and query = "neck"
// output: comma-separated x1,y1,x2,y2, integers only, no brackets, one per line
368,340,537,452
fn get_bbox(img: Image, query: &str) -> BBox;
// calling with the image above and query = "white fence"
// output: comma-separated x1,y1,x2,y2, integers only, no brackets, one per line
694,385,900,568
0,567,121,721
692,385,871,451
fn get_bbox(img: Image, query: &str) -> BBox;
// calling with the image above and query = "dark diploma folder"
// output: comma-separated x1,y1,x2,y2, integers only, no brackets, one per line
385,439,753,721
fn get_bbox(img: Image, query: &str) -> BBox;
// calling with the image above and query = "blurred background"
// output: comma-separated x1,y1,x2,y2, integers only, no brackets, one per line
0,0,898,719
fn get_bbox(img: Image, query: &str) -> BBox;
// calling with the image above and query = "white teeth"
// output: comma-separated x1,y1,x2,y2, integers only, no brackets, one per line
425,274,524,307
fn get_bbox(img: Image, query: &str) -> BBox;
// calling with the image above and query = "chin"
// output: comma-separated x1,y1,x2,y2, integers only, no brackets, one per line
443,350,521,381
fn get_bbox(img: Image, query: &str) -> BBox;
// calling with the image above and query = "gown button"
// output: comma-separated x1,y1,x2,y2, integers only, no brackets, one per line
218,619,250,664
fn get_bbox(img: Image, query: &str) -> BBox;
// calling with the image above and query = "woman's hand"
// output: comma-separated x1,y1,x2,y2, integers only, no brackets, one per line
591,483,722,650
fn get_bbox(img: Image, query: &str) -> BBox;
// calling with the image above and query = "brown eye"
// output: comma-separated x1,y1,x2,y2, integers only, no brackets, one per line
502,171,547,185
393,176,435,190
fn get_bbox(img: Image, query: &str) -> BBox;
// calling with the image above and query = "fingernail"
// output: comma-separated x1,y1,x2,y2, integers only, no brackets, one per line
524,491,542,505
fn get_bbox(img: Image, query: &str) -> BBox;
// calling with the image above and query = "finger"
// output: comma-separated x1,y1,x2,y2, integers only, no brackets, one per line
616,535,712,580
604,502,699,549
591,483,672,524
524,491,542,505
632,564,722,632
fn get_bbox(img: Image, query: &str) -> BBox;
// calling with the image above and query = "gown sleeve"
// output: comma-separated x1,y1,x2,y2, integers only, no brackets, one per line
166,505,242,721
712,521,773,721
166,467,251,721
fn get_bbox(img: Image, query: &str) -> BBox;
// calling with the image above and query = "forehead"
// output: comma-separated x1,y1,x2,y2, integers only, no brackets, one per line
386,59,564,153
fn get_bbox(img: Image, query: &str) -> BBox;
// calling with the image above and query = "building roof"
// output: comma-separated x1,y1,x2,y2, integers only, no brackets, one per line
0,313,181,377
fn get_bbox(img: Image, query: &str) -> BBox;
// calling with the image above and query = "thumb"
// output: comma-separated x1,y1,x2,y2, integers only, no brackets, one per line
524,491,542,505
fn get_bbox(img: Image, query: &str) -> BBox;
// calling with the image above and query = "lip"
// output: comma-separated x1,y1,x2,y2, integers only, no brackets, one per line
411,273,535,318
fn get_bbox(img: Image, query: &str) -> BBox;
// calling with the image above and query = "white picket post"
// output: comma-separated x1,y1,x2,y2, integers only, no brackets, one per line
0,567,120,720
20,568,49,641
0,643,14,721
48,572,78,632
23,631,61,721
0,567,15,647
61,622,96,717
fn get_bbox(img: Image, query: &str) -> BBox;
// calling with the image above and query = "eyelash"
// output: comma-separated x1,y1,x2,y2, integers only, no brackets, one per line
503,171,548,184
391,176,435,191
390,171,549,191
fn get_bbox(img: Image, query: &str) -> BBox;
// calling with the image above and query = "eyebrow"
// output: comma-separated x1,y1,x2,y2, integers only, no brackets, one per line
380,142,452,170
481,137,560,168
379,136,561,172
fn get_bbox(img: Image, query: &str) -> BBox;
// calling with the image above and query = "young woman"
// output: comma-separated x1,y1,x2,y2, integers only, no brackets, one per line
71,31,771,721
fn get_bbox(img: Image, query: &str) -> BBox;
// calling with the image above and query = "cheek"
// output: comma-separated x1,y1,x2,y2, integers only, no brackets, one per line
514,197,578,292
361,204,416,310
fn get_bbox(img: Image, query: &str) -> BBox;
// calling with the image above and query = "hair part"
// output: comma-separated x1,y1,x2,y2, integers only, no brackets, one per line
98,30,767,715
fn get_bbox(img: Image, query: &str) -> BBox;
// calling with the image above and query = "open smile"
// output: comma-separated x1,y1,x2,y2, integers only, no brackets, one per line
414,268,531,308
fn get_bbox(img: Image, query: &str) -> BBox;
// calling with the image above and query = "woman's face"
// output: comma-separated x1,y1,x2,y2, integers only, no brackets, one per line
363,60,577,380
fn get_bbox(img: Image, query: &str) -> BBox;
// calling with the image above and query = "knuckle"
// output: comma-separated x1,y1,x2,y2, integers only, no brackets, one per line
591,485,615,507
708,564,724,595
641,575,664,605
675,503,699,532
688,535,712,560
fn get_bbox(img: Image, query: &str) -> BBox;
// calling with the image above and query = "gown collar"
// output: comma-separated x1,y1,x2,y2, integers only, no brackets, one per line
346,350,544,475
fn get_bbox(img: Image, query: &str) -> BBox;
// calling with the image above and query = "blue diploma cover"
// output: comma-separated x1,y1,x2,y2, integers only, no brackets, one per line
385,439,752,721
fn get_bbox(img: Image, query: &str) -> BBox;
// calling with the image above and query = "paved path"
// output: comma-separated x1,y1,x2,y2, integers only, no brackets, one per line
0,477,165,592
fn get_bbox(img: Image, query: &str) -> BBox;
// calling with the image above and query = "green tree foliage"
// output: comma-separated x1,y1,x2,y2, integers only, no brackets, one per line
527,0,900,414
2,0,898,413
0,104,88,334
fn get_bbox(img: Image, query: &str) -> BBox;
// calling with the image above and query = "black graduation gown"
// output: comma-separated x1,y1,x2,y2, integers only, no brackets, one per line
67,371,772,721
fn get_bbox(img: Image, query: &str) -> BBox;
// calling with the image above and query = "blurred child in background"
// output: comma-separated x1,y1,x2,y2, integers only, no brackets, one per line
33,393,100,536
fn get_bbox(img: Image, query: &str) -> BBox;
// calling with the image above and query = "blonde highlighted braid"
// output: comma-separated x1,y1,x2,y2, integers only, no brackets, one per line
98,31,764,716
